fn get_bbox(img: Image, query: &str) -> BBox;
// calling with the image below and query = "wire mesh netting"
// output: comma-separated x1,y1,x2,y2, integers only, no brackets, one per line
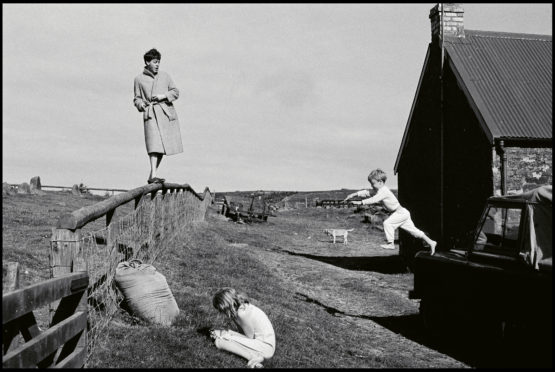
50,188,211,362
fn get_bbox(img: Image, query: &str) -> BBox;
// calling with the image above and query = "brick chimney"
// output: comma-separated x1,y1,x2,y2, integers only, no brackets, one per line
430,3,465,43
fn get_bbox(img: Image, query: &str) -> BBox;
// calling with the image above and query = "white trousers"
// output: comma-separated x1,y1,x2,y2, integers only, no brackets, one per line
214,329,275,362
383,207,424,243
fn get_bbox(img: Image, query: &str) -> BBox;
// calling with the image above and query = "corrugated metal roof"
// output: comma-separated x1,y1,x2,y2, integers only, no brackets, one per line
445,30,552,141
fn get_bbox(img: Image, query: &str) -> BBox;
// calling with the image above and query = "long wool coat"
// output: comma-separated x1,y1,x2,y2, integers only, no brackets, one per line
134,69,183,155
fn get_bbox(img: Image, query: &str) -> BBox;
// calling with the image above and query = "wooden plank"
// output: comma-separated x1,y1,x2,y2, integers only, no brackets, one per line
17,312,41,342
2,272,88,324
50,228,81,321
1,312,38,356
3,319,20,355
2,262,20,293
53,346,86,368
56,183,211,230
2,311,86,368
68,256,87,362
57,183,162,230
42,248,88,368
50,229,82,278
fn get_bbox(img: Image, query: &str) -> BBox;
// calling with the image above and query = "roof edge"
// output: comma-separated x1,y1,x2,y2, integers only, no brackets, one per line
394,45,431,174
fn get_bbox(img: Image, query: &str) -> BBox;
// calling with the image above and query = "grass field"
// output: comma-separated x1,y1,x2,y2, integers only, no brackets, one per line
3,191,471,368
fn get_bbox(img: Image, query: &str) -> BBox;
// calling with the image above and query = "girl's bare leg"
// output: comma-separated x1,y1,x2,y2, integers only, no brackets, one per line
213,330,270,367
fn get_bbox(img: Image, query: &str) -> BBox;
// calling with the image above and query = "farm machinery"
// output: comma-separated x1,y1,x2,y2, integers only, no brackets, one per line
220,192,270,223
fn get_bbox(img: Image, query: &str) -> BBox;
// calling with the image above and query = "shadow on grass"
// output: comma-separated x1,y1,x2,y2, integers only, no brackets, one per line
196,326,213,341
295,292,550,368
284,251,409,274
370,314,552,368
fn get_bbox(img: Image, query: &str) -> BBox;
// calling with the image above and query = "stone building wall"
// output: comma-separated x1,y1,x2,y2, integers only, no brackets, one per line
492,147,552,195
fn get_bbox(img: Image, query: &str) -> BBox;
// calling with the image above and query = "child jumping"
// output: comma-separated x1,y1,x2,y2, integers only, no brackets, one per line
344,168,436,254
211,288,276,368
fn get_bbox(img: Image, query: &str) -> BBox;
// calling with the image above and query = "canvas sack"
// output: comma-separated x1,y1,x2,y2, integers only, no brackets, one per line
115,259,179,326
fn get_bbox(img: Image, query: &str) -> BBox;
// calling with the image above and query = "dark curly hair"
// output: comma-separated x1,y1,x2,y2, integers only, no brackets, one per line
143,48,161,63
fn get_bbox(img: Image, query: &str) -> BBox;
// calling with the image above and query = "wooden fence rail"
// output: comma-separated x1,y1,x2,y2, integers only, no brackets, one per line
2,271,89,368
2,181,211,368
57,183,210,230
50,181,211,364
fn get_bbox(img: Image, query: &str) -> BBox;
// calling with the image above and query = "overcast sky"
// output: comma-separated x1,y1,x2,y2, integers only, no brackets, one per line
3,3,552,192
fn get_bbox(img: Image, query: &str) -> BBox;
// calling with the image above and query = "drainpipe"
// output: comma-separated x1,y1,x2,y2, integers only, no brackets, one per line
439,3,445,248
496,140,507,195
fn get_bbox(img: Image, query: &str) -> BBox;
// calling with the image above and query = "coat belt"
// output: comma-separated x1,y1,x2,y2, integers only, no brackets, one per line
144,101,171,121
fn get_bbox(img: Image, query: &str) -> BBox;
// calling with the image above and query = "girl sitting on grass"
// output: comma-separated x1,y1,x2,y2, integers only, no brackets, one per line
211,288,276,368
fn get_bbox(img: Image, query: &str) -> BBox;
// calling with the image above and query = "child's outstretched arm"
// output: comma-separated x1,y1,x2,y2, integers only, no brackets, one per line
360,188,386,206
344,189,370,201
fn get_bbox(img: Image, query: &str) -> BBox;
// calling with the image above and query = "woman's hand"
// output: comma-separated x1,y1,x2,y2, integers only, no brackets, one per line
151,94,166,102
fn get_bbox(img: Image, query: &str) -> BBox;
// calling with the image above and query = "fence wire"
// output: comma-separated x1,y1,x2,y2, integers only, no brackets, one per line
50,188,211,362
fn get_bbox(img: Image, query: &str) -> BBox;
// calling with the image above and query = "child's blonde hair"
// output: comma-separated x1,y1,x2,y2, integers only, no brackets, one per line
213,287,250,319
368,168,387,183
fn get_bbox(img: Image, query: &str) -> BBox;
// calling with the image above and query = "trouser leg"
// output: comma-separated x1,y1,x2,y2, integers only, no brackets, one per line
214,330,274,361
398,211,425,239
383,211,404,243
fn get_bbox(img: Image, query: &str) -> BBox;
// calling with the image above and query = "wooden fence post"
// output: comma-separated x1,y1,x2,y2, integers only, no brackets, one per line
106,208,121,261
50,228,88,366
169,189,177,232
2,261,20,293
50,229,83,279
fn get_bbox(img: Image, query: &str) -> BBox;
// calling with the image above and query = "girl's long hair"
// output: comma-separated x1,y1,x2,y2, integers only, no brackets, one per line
213,287,250,319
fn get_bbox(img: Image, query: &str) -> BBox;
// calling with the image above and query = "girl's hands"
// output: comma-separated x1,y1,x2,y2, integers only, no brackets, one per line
209,329,230,340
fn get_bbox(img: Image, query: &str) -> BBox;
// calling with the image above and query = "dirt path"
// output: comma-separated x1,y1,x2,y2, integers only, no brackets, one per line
210,206,468,368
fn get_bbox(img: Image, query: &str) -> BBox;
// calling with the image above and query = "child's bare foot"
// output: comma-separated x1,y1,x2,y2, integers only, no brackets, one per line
430,241,437,255
247,356,264,368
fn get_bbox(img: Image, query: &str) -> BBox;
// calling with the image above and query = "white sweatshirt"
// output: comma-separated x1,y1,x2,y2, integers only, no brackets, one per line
356,186,400,212
235,304,276,348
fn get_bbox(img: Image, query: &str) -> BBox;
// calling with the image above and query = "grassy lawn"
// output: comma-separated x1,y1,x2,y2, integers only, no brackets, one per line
86,205,466,368
3,192,467,368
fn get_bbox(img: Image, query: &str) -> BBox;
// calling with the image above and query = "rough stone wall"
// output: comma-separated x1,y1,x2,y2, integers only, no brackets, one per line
492,147,552,195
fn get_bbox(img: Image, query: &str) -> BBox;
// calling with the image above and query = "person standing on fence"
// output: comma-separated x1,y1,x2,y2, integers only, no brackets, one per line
210,288,276,368
134,48,183,184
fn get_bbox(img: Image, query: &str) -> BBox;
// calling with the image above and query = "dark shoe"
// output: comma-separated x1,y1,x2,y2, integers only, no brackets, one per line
147,177,165,184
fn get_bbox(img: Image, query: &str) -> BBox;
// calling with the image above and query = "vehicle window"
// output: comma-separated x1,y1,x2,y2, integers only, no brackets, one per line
504,208,521,241
474,207,522,255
